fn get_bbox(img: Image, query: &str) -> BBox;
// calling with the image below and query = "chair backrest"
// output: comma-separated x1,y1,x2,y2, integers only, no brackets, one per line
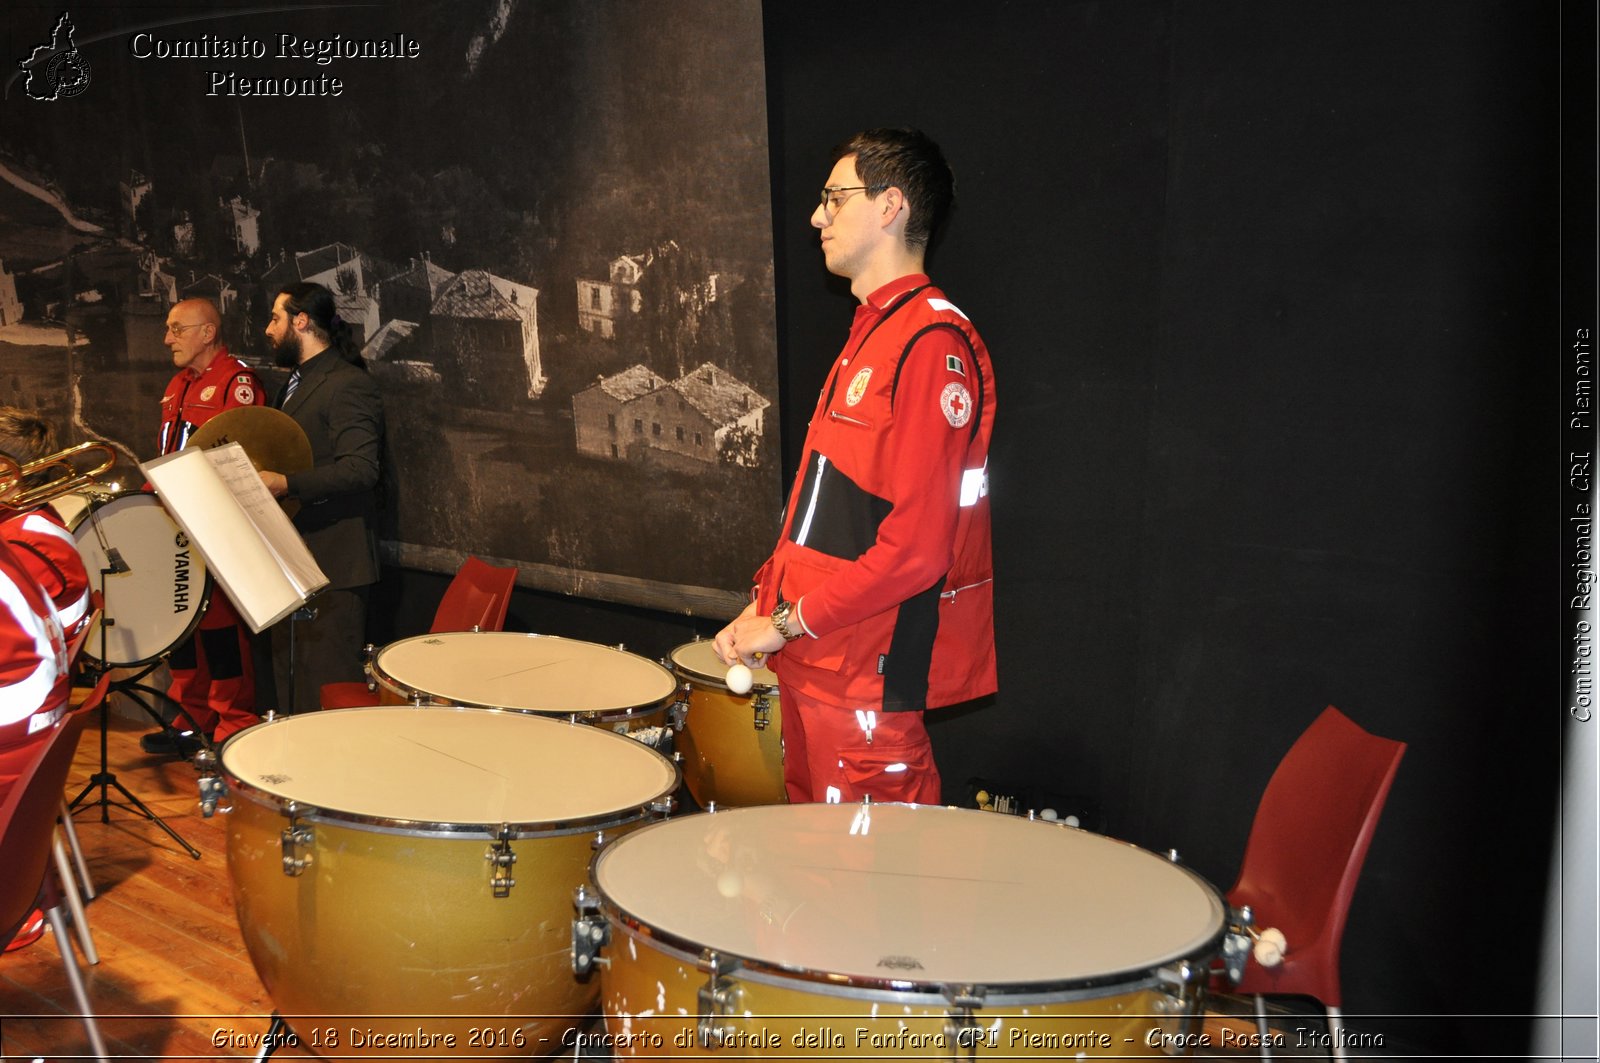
0,708,90,944
431,556,517,634
1228,704,1406,1004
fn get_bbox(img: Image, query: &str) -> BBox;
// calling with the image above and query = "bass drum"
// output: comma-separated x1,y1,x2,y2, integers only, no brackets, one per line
668,639,785,808
71,493,209,665
580,804,1227,1058
220,706,679,1058
370,631,678,736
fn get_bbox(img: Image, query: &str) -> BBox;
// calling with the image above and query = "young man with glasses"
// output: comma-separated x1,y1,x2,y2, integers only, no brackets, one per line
716,128,997,804
145,297,264,755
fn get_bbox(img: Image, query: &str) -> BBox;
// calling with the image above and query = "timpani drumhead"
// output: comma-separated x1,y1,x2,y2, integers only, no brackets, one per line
670,638,779,690
372,631,677,718
593,803,1225,989
222,705,678,830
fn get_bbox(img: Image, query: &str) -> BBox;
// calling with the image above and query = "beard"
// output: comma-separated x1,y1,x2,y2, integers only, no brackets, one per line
271,329,301,368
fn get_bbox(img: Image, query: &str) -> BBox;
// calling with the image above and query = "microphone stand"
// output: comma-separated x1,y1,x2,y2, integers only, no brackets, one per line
68,546,201,861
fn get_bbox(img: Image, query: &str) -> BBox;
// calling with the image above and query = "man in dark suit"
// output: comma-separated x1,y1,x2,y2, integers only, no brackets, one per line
259,281,384,713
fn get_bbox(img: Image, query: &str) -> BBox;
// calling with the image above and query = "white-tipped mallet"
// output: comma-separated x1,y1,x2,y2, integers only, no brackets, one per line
725,663,754,695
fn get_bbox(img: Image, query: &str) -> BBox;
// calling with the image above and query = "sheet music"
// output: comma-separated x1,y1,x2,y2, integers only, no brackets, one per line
142,444,329,632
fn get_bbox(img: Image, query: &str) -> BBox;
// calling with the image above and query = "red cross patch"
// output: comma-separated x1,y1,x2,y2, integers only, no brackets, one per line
940,382,972,428
233,379,256,405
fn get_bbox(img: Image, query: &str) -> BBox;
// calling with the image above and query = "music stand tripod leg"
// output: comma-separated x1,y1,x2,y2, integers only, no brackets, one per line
67,564,202,860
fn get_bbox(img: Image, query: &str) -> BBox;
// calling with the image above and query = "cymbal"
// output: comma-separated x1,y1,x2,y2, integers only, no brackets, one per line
186,407,312,517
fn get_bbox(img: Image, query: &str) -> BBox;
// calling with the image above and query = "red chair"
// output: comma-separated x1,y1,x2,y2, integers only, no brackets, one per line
1223,705,1406,1061
320,556,518,709
0,704,110,1061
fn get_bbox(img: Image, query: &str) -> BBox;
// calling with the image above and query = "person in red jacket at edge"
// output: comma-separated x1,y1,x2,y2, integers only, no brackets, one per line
143,297,265,756
0,535,71,951
0,408,92,645
715,128,997,805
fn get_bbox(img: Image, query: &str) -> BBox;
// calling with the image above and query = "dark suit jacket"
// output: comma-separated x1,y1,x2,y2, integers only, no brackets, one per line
278,349,383,590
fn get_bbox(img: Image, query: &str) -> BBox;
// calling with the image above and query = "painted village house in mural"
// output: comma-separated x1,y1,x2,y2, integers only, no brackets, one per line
574,362,767,469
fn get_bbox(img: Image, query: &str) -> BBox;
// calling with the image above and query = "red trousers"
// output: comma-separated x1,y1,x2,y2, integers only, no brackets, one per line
779,686,941,804
166,592,258,743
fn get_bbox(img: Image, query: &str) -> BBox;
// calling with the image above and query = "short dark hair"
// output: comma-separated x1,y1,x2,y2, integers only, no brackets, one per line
278,282,364,367
832,127,955,249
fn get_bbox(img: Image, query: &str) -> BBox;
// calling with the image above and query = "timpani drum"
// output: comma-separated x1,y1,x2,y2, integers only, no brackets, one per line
219,706,679,1058
70,493,209,665
574,804,1226,1058
369,632,679,734
668,640,785,808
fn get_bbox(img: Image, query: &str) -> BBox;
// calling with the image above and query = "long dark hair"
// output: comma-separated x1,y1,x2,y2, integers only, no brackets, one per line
278,282,365,369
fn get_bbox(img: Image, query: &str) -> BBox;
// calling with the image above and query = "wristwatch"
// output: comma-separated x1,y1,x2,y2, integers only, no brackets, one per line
771,600,804,641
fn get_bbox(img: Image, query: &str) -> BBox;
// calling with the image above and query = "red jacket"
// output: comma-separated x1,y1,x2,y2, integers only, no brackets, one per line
158,348,264,455
1,507,90,641
0,538,69,752
756,275,996,712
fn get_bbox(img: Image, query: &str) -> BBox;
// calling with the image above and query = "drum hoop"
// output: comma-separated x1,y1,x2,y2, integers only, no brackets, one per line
669,640,778,693
590,807,1229,1000
371,632,679,717
601,915,1209,1005
218,710,681,838
75,494,213,666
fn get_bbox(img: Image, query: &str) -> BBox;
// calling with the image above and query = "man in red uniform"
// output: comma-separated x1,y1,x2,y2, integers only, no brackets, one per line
0,408,92,643
716,128,997,804
145,297,264,754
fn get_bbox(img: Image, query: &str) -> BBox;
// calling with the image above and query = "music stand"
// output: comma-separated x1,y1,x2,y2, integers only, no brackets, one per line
69,545,202,860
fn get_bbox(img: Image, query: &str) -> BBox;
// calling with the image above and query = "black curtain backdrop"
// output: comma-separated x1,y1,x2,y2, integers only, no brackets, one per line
386,1,1561,1055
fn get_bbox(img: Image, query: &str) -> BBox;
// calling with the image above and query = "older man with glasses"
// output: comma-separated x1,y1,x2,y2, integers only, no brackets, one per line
715,128,998,806
143,296,265,755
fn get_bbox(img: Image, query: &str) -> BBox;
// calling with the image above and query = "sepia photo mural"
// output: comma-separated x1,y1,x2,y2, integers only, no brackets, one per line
1,0,780,616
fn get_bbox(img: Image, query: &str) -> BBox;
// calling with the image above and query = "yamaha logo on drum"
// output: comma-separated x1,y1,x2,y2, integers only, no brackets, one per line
173,542,192,612
175,531,189,548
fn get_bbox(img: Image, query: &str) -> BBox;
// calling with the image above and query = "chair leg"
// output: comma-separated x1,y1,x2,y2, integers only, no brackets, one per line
59,799,96,899
43,903,110,1062
1254,993,1273,1060
53,831,99,965
1326,1005,1346,1063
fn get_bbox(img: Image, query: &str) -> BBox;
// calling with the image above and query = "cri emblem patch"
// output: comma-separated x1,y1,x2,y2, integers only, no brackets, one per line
940,382,972,428
199,386,217,402
845,366,872,406
233,382,256,405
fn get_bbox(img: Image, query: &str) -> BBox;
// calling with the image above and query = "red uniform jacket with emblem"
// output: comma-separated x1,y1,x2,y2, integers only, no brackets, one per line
158,348,263,455
755,274,997,712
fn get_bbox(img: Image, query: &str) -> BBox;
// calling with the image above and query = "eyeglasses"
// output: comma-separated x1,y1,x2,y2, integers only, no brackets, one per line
165,322,206,336
818,185,883,220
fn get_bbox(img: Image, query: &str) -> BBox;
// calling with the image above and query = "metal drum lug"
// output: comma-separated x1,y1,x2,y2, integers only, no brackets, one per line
360,643,378,691
570,885,611,977
752,691,771,731
194,748,230,818
280,802,315,876
671,683,690,731
1153,958,1209,1048
696,951,743,1048
1221,904,1255,984
941,984,987,1061
486,824,517,898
